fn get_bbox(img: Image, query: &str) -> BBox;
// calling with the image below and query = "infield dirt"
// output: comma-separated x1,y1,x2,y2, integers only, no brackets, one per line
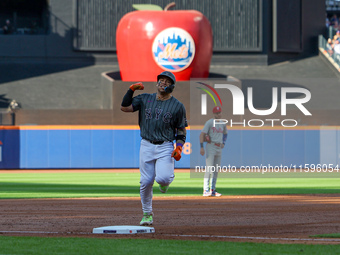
1,194,340,244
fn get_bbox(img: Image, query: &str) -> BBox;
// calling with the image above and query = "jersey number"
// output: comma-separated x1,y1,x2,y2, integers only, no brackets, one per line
174,143,192,155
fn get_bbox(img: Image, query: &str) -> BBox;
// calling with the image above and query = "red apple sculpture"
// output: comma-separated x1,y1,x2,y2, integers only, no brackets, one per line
116,2,213,81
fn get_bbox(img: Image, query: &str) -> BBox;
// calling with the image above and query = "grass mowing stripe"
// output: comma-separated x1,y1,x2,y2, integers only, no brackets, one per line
311,233,340,238
0,236,339,255
0,172,339,199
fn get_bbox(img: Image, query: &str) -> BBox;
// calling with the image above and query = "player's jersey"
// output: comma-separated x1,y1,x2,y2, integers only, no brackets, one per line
202,118,227,144
132,93,187,142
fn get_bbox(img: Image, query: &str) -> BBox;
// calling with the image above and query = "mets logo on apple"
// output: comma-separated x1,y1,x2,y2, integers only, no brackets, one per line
152,27,195,72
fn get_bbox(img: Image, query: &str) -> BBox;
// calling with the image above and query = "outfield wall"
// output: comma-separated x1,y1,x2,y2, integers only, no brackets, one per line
0,125,338,169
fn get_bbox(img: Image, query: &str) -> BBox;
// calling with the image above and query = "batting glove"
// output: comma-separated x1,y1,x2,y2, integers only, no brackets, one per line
129,82,144,92
171,146,182,161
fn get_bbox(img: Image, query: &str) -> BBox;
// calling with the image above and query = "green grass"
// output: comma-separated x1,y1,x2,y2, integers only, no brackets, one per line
0,236,339,255
311,233,340,238
0,172,340,199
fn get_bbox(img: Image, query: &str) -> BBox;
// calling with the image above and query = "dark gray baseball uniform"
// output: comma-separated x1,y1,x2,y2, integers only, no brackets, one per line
132,93,187,141
132,92,187,214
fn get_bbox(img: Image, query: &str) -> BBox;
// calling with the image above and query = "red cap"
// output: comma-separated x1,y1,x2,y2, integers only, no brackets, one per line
213,106,222,113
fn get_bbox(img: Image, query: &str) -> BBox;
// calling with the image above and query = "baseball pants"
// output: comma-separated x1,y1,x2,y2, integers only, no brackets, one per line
203,143,222,191
139,139,175,214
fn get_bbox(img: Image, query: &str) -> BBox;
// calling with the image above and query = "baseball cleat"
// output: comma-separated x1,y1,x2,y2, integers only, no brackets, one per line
203,190,212,197
211,189,222,197
159,184,169,193
140,212,153,226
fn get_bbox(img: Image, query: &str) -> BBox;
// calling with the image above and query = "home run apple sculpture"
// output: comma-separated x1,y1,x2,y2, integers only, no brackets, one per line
116,2,213,81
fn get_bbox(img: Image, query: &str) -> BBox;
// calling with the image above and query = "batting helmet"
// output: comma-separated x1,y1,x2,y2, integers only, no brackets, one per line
157,71,176,93
213,106,222,113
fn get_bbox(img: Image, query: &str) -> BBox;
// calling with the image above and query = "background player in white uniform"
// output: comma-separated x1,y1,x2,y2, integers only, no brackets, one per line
121,71,187,226
200,106,228,197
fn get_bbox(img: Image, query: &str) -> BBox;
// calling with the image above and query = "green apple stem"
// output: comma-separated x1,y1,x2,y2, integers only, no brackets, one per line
164,2,176,11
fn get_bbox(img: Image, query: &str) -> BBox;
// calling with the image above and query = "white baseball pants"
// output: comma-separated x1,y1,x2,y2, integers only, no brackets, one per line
203,143,222,191
139,139,175,214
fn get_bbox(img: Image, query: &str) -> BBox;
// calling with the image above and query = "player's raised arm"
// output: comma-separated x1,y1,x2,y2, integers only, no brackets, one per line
121,82,144,112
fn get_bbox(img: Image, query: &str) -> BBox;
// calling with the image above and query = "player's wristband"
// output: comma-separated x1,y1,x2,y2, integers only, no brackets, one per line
200,143,203,148
176,134,186,144
121,89,134,107
223,134,228,144
176,143,183,148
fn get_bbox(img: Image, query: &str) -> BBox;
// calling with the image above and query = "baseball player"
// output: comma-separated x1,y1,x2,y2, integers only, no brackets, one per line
121,71,187,226
200,106,227,197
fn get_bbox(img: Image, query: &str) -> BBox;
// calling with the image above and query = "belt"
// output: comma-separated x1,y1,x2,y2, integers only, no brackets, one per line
147,140,165,145
214,143,223,147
